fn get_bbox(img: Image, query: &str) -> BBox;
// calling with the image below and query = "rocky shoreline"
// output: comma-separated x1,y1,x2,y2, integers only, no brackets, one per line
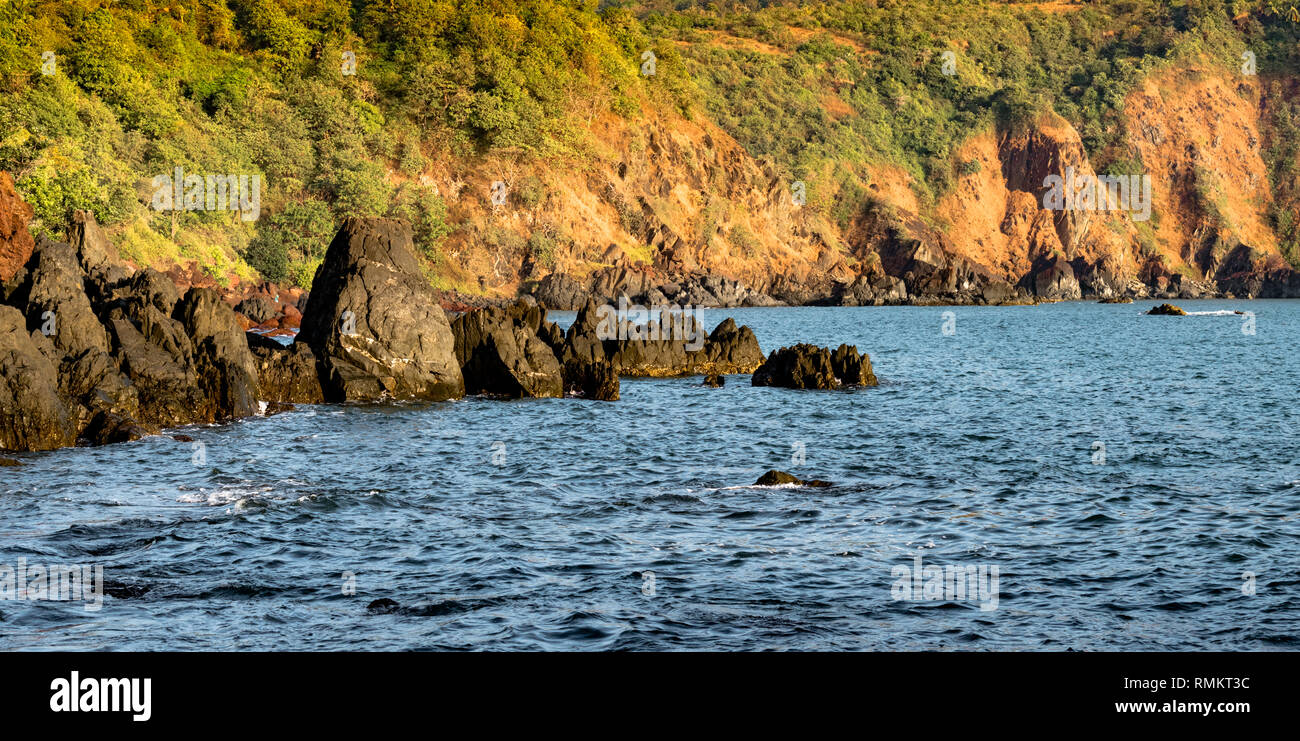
0,214,790,453
519,247,1300,311
0,199,1282,456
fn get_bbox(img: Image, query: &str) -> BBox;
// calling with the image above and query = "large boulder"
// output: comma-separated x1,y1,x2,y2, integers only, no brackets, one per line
298,218,464,402
0,306,77,450
236,296,279,323
452,299,563,398
0,172,35,283
103,301,206,428
533,272,589,311
752,343,877,389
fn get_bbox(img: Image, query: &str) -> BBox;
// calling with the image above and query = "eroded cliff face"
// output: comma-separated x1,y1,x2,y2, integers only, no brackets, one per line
417,103,852,307
443,60,1300,308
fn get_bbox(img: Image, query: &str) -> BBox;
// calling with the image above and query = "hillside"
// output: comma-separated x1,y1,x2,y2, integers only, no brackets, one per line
2,0,1300,307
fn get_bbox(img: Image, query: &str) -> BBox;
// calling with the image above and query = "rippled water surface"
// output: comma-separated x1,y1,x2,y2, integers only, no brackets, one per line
2,301,1298,650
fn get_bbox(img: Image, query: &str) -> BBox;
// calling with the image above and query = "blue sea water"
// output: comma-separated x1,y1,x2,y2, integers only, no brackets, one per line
1,300,1297,650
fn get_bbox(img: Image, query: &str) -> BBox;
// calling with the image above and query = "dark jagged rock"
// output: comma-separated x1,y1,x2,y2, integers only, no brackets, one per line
367,598,401,614
1147,303,1187,316
562,356,619,400
829,344,877,386
299,218,464,402
557,299,620,400
752,343,877,389
703,373,724,387
558,299,763,383
81,411,150,446
451,299,563,398
175,287,261,420
247,334,324,404
0,306,77,451
10,237,140,430
571,300,765,378
1026,254,1082,301
104,303,207,428
1098,297,1133,304
0,215,276,451
68,210,132,293
16,237,111,359
0,458,21,467
754,470,834,488
533,272,589,311
235,296,279,323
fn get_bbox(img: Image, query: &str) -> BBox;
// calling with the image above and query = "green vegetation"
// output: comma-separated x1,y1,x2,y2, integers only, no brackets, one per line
0,1,1297,288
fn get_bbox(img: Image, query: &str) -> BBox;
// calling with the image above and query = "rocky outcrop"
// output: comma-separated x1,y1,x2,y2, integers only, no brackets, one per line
752,343,877,389
0,217,276,451
247,334,324,404
175,287,261,420
298,218,464,402
0,173,35,283
1026,254,1082,301
69,210,132,293
452,299,563,398
0,306,77,450
754,469,833,488
1146,303,1187,316
603,313,765,377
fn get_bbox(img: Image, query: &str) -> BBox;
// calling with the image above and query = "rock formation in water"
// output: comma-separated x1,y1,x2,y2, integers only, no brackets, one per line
1146,303,1188,316
298,217,465,402
752,343,877,390
0,203,269,450
451,298,564,398
754,469,833,488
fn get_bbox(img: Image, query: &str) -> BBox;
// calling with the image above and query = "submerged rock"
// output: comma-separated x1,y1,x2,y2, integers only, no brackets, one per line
367,598,401,614
703,373,724,387
752,343,877,389
81,411,150,446
754,470,833,488
1146,303,1187,316
298,218,464,402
